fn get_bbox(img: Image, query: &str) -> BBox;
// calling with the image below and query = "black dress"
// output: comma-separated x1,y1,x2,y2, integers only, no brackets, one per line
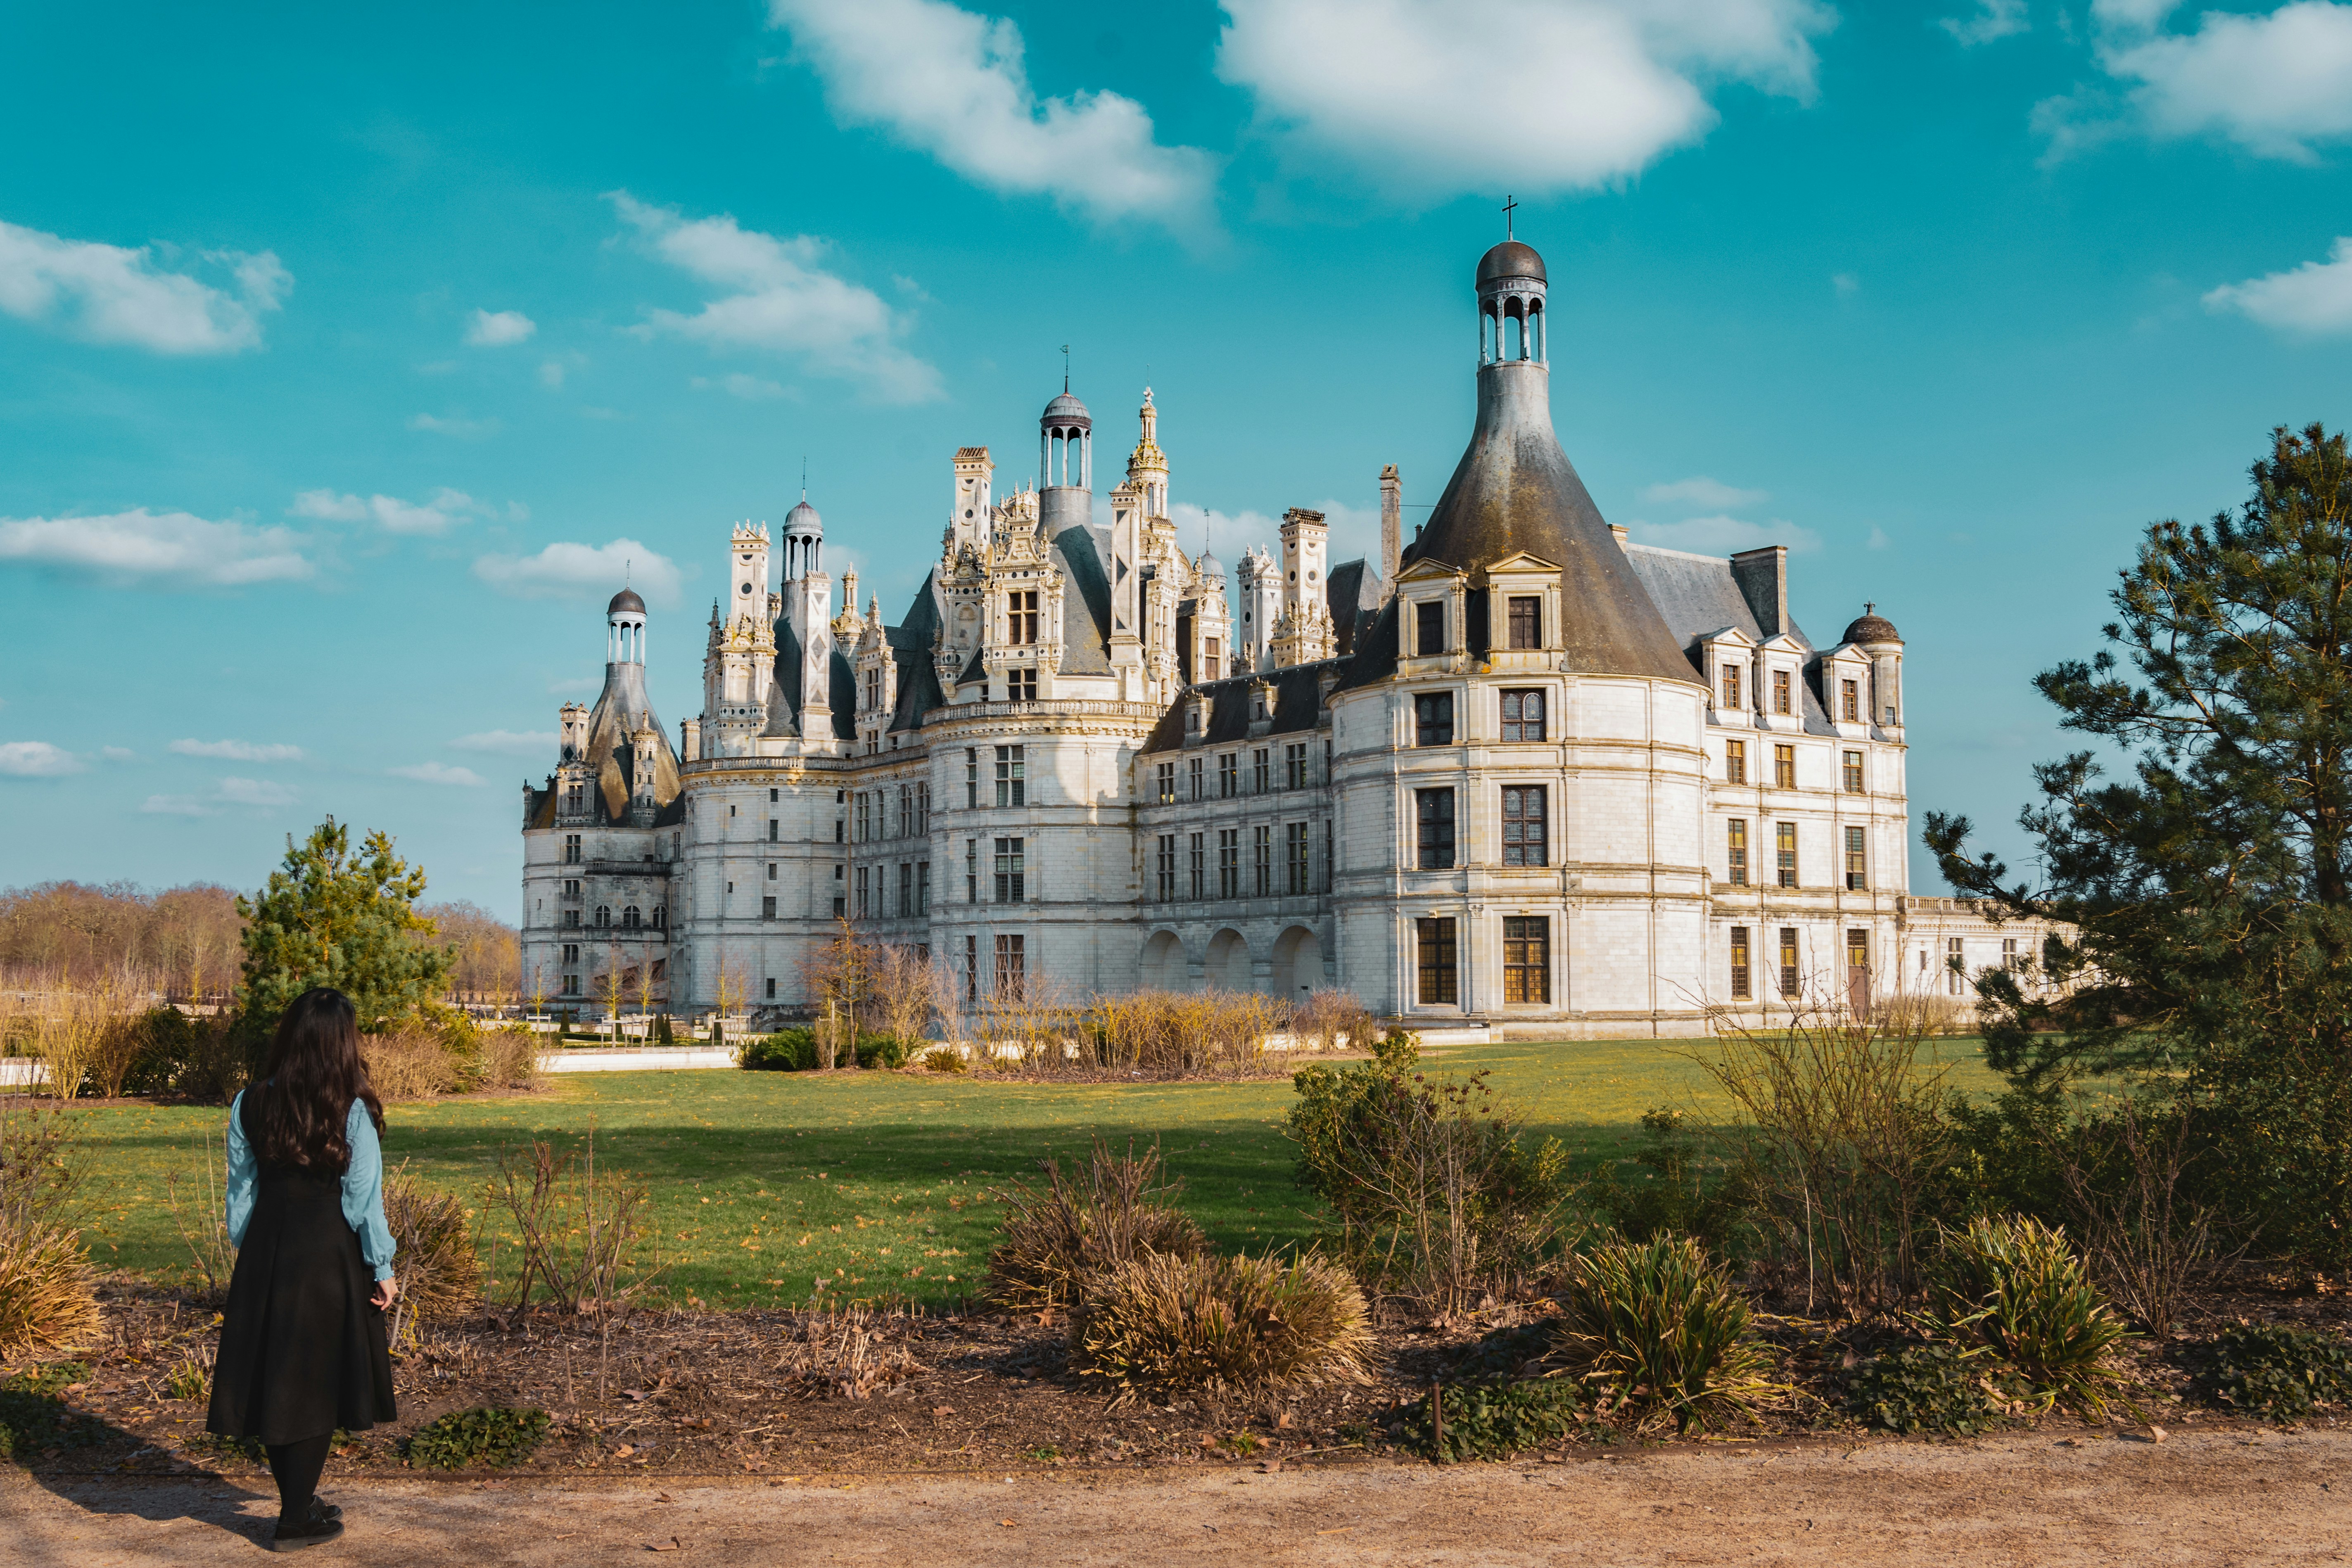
206,1085,397,1444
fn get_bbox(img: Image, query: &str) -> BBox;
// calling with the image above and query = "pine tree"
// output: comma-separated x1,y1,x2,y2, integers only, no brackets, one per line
236,816,453,1033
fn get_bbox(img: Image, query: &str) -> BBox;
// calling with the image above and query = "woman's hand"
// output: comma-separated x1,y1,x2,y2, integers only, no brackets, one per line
370,1275,400,1311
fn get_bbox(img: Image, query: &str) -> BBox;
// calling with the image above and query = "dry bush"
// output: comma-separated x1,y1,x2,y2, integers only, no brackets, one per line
490,1125,658,1316
771,1305,925,1399
1069,1251,1371,1400
1091,989,1286,1077
5,976,148,1098
1289,989,1378,1056
0,1098,97,1357
165,1124,237,1300
1873,991,1977,1038
475,1027,545,1092
363,1030,461,1101
989,1139,1207,1309
868,943,955,1056
2053,1099,2212,1341
384,1165,482,1341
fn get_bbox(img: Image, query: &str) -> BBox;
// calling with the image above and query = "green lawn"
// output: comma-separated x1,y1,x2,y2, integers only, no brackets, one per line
57,1036,2006,1309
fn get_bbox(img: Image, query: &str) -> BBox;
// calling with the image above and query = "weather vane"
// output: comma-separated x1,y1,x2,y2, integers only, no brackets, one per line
1061,344,1070,392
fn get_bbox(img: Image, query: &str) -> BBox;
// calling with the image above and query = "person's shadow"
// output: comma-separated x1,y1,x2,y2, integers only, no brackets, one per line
9,1372,281,1551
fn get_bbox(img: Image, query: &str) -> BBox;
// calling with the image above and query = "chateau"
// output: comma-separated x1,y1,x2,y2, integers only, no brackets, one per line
521,238,1951,1035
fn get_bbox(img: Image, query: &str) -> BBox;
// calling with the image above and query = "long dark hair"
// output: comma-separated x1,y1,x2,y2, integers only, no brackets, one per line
254,987,387,1171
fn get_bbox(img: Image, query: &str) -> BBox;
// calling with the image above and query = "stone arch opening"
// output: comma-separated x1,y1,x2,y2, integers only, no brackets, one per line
1140,929,1186,991
1271,925,1323,1000
1205,928,1253,992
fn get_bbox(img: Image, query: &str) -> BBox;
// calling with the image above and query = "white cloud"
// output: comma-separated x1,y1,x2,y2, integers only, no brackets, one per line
388,761,486,787
217,776,297,807
1215,0,1834,197
1941,0,2029,45
767,0,1217,231
169,738,304,762
140,794,214,816
1640,476,1768,510
538,359,566,389
464,308,536,347
1832,271,1861,296
473,537,683,608
449,729,556,756
608,191,942,404
99,746,136,762
1626,515,1823,554
1867,524,1892,550
2048,1,2352,161
0,740,82,777
0,508,312,587
290,486,485,535
2204,237,2352,332
692,372,792,400
407,412,501,439
142,775,297,815
0,218,289,354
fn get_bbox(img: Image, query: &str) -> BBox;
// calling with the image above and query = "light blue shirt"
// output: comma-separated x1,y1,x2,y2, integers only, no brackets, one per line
224,1091,397,1283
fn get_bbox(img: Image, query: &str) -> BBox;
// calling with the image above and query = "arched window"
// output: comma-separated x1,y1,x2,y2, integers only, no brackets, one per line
621,905,642,929
594,905,611,928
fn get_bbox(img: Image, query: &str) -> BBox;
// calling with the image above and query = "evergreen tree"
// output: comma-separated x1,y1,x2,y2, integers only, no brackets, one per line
236,816,452,1032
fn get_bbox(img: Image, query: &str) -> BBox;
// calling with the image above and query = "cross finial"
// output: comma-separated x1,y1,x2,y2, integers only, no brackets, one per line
1865,600,1875,616
1502,194,1517,239
800,456,807,501
1061,344,1070,392
625,556,632,586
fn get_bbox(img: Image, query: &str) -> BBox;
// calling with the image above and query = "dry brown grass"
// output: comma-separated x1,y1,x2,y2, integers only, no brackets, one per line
1068,1251,1372,1400
1288,988,1378,1056
385,1165,482,1340
475,1026,545,1092
988,1139,1207,1310
0,975,150,1098
0,1097,98,1356
770,1305,926,1400
363,1030,462,1101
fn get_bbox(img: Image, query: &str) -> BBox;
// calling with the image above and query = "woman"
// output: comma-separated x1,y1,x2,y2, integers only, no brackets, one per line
206,987,399,1552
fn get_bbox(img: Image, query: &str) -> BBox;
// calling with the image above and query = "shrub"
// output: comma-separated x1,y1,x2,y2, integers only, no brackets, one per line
403,1406,551,1469
1396,1377,1591,1461
772,1305,925,1399
916,1045,968,1074
1069,1251,1371,1398
1847,1345,2016,1435
1090,988,1286,1077
384,1167,481,1332
2200,1324,2352,1420
1289,1033,1571,1313
740,1028,817,1072
1925,1216,2133,1415
990,1139,1206,1309
1552,1236,1778,1433
489,1126,659,1317
123,1007,247,1102
475,1026,544,1092
1585,1107,1748,1250
164,1353,210,1402
0,1226,100,1360
1286,989,1380,1056
853,1032,914,1070
363,1030,461,1101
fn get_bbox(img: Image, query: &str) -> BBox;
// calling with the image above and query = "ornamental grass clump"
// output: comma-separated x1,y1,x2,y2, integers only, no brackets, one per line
384,1166,481,1340
1551,1235,1779,1433
989,1139,1207,1310
1925,1215,2133,1416
0,1100,98,1358
1069,1252,1371,1398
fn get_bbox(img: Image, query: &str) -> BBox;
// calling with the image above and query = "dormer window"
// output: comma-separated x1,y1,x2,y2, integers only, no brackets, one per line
1773,669,1792,716
1415,601,1445,655
1720,664,1742,709
1841,679,1860,723
1008,590,1040,645
1507,596,1540,649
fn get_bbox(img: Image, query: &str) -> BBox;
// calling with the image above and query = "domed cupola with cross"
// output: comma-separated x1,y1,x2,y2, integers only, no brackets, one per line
1039,365,1092,535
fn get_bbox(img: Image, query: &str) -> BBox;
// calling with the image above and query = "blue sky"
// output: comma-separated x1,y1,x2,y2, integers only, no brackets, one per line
3,0,2349,917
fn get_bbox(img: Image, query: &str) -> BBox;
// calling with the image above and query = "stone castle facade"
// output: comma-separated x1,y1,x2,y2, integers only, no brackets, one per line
521,239,1940,1036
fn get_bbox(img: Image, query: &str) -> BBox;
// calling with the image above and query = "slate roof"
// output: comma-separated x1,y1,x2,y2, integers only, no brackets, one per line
1137,659,1342,757
1622,541,1832,727
1324,556,1384,657
1050,524,1114,676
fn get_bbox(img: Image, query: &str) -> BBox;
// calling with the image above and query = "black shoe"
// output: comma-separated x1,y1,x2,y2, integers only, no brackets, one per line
269,1513,345,1552
309,1498,343,1525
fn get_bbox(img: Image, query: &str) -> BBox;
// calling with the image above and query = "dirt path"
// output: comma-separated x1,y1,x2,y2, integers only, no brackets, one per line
8,1428,2350,1566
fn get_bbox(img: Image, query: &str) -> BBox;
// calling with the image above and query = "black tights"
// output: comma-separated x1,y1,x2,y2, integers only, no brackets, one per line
264,1432,332,1523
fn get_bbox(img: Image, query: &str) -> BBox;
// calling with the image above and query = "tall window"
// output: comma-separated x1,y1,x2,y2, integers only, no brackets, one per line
994,745,1024,807
1501,785,1547,866
1189,832,1206,899
1779,927,1800,998
1189,757,1204,801
1776,821,1798,887
1324,818,1334,892
1417,788,1457,870
564,784,584,815
1218,828,1239,898
1254,825,1272,895
994,836,1025,903
621,905,641,929
594,905,611,928
1203,636,1221,681
1727,818,1749,886
1286,822,1310,894
768,818,779,842
1841,679,1860,722
1219,753,1238,798
1721,663,1742,709
1157,834,1177,901
1845,825,1867,890
965,935,979,1002
1415,600,1445,655
1500,689,1545,742
564,833,581,864
1948,935,1964,997
1773,668,1792,715
1843,751,1864,793
1846,928,1869,984
1730,925,1752,1000
1503,916,1549,1003
1155,760,1175,803
1414,692,1455,746
994,934,1025,1000
1005,668,1037,702
855,793,871,842
1253,748,1270,793
1007,589,1039,644
1417,918,1458,1005
917,861,930,914
1725,740,1746,784
854,868,869,919
2003,936,2020,970
1285,742,1308,790
898,862,913,917
761,895,777,920
863,667,881,710
1507,596,1540,649
966,838,979,903
1773,743,1796,790
562,943,579,965
966,748,979,809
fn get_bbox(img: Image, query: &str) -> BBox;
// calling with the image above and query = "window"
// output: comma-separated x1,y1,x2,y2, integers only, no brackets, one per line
1727,818,1749,885
1157,834,1177,901
769,788,778,803
594,905,611,928
767,819,778,842
562,974,580,996
1287,822,1310,894
564,784,584,816
562,943,579,965
1498,916,1549,1003
1779,927,1801,998
834,819,844,843
1843,751,1864,793
855,793,870,842
965,935,979,1002
1507,595,1541,650
762,895,777,920
1190,832,1206,899
916,782,929,835
562,909,580,929
621,904,641,929
996,745,1025,806
967,838,979,904
1219,753,1238,798
1007,589,1039,644
966,748,979,809
1417,788,1457,870
1846,928,1869,980
1254,825,1272,895
900,861,913,917
1414,691,1455,746
863,667,881,711
1005,667,1037,702
1725,740,1746,784
653,906,665,929
1417,918,1459,1005
1203,636,1220,681
1776,821,1798,888
1218,828,1239,898
1730,925,1752,1000
917,860,930,914
2002,936,2019,970
1773,668,1792,716
1948,935,1964,996
1500,689,1545,742
562,879,581,901
833,895,845,918
1253,748,1270,793
1845,826,1867,890
1285,742,1308,790
1721,663,1742,709
1153,760,1175,803
994,934,1025,1000
1415,600,1445,655
766,978,778,1001
1773,744,1796,790
1324,818,1334,892
1841,678,1860,722
855,867,869,918
1501,785,1547,866
994,836,1025,903
564,834,581,864
1189,757,1204,801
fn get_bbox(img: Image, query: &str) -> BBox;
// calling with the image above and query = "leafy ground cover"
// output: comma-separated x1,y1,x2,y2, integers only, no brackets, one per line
52,1037,2006,1309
